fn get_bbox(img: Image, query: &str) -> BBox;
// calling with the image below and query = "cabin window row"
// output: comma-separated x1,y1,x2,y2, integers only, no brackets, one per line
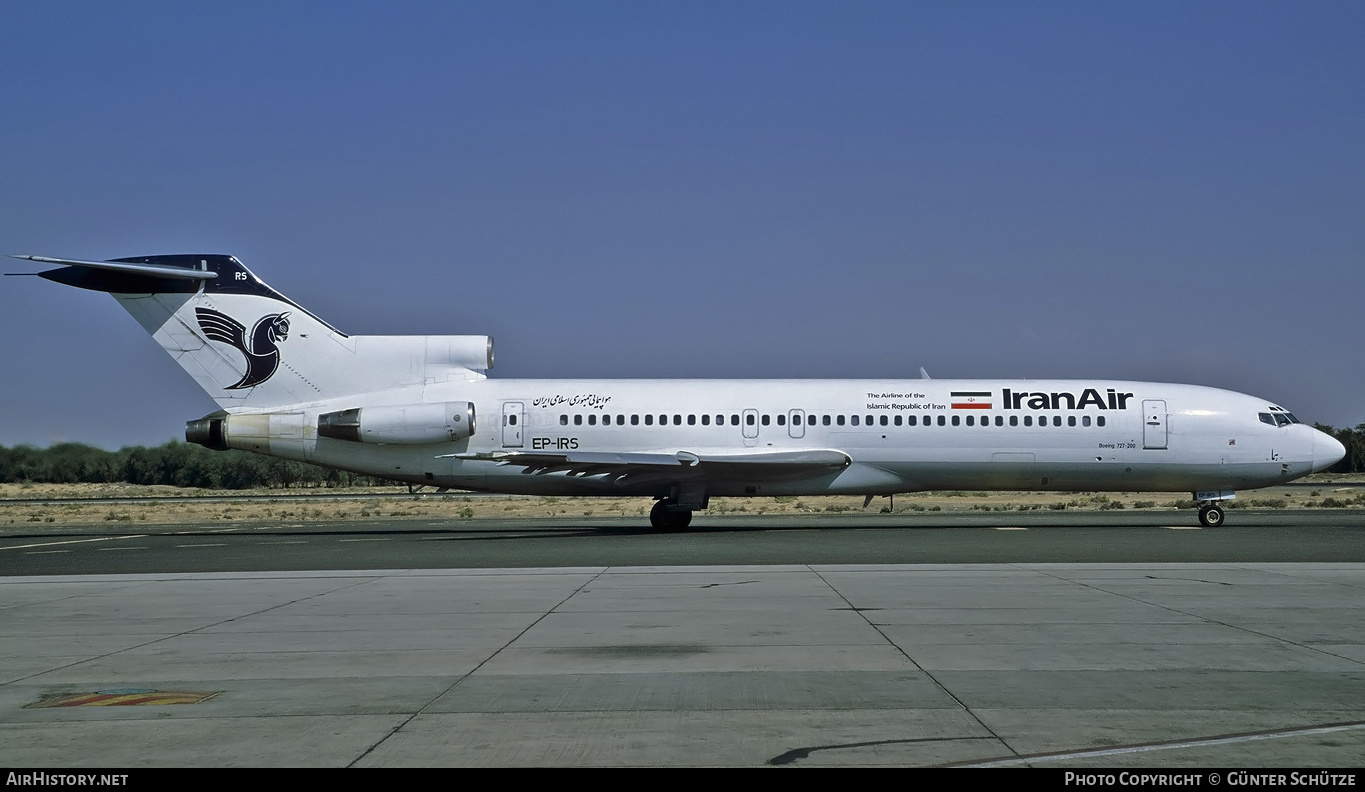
557,413,1107,428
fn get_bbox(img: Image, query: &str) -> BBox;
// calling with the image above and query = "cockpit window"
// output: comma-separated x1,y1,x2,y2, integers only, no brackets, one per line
1259,413,1276,426
1264,407,1302,425
1273,413,1290,426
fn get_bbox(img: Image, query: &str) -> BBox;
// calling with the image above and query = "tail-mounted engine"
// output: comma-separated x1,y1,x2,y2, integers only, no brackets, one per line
187,401,476,453
316,402,476,444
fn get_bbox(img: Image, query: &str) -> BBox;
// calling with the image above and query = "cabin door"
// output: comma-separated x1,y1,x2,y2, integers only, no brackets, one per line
1142,399,1167,450
502,401,525,448
788,409,805,439
742,408,759,447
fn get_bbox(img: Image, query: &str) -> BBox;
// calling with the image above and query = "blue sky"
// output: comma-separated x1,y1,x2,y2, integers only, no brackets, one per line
2,1,1362,449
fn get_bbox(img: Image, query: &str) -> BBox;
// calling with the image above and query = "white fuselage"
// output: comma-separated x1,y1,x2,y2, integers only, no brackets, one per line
252,378,1341,498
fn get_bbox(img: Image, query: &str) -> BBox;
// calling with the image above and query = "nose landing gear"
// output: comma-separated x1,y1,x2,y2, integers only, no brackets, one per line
1197,503,1225,527
1194,490,1234,527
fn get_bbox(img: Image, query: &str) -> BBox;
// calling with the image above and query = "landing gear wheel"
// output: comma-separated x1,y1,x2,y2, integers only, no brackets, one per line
1198,504,1225,528
649,499,693,531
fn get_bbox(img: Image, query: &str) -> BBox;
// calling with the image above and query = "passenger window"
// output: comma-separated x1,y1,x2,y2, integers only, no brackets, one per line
851,415,859,426
1097,416,1106,427
731,415,740,426
560,415,568,426
673,415,681,425
952,415,960,426
509,415,517,425
777,414,786,426
966,415,974,426
645,415,653,426
1082,416,1091,427
907,415,917,426
631,415,639,425
761,414,770,426
995,416,1003,426
937,415,945,426
1068,416,1075,427
808,414,816,425
588,415,597,426
702,414,710,425
746,414,755,425
573,415,582,426
687,415,696,425
1054,416,1062,427
893,416,901,426
837,415,846,426
823,415,831,426
1010,416,1018,426
1024,416,1033,427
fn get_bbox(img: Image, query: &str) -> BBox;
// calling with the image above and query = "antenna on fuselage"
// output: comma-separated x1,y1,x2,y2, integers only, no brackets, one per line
919,367,931,380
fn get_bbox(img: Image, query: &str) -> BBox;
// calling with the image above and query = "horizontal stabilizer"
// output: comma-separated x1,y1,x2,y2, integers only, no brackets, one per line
12,255,217,280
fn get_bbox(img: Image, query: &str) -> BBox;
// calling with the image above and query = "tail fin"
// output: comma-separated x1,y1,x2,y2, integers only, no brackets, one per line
18,254,493,411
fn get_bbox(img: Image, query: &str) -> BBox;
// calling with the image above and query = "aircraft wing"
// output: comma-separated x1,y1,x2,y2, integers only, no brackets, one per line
442,448,850,484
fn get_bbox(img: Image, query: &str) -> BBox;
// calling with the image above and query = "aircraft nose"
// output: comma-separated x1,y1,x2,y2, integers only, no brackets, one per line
1312,430,1346,473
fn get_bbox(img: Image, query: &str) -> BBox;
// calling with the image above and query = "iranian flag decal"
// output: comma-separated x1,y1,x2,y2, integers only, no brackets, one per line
950,391,992,409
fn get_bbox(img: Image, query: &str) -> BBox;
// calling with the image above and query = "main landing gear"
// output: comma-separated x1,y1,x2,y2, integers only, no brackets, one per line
649,499,693,531
1197,503,1225,527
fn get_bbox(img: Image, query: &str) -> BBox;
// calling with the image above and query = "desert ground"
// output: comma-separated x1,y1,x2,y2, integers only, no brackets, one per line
2,475,1361,527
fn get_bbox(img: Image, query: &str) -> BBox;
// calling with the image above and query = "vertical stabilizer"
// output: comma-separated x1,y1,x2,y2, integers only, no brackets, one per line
21,254,493,411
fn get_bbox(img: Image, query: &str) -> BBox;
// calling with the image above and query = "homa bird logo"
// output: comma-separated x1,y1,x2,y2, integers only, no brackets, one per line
195,307,291,389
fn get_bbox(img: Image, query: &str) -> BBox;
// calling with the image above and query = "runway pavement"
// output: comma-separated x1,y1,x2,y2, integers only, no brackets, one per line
2,511,1363,767
3,510,1365,575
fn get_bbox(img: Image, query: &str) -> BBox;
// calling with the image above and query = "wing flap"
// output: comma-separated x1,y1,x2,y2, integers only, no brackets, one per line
441,448,850,484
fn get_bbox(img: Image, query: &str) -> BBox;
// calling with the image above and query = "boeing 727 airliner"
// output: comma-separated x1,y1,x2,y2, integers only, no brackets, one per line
14,253,1346,529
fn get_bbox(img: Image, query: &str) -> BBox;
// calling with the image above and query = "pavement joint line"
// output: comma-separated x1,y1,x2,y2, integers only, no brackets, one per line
807,565,1015,760
0,534,149,551
2,573,386,685
958,720,1365,767
1027,565,1365,668
347,567,609,768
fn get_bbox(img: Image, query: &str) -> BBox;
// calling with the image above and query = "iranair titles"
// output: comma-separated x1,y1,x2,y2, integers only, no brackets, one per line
863,388,1134,412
